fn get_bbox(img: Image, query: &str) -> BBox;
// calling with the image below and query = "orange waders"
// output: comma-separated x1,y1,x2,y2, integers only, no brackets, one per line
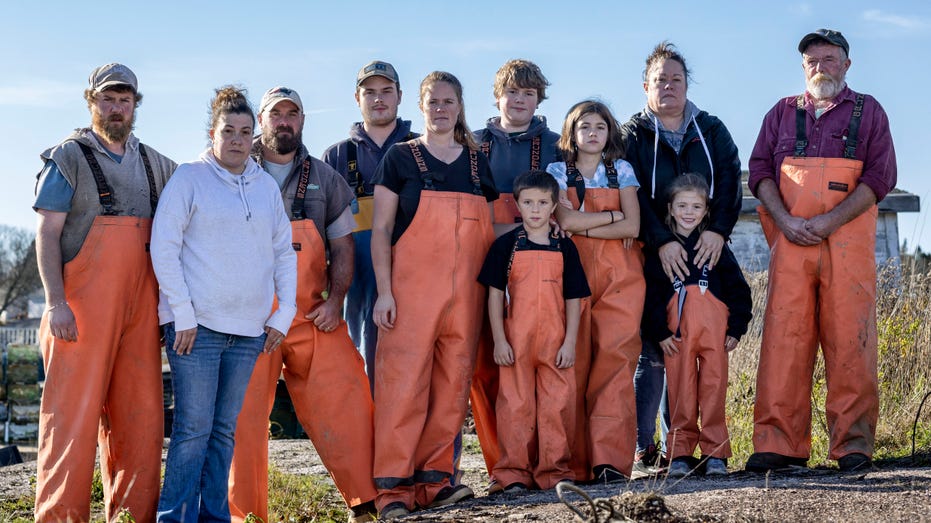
754,157,878,460
471,137,544,476
36,216,164,522
566,162,645,480
664,283,731,460
493,233,575,490
229,220,375,522
468,195,521,475
373,180,493,510
753,94,879,461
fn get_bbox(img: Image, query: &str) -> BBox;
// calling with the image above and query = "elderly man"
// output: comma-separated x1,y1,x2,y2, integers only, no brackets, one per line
746,29,897,473
33,63,176,521
228,87,378,522
323,60,418,394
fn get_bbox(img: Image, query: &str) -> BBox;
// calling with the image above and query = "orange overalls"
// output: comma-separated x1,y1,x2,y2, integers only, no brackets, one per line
229,174,375,522
36,149,164,522
492,230,575,490
753,95,879,461
471,136,544,475
664,276,731,461
373,145,493,511
565,161,645,481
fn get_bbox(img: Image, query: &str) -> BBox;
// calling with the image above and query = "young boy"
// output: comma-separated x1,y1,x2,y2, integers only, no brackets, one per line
477,170,590,491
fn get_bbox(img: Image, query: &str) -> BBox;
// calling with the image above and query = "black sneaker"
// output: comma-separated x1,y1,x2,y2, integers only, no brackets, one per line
592,464,627,483
426,484,474,508
838,453,874,472
745,452,808,472
379,501,409,519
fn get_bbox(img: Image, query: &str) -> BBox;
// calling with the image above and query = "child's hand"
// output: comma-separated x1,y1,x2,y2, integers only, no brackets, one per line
659,336,680,356
494,340,515,366
555,342,575,369
724,335,739,352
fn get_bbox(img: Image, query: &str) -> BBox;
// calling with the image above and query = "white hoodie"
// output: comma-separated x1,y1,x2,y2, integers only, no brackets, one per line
151,149,297,337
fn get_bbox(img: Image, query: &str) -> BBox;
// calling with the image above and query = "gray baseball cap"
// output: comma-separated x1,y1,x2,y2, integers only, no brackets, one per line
357,60,400,87
89,63,138,92
259,86,304,114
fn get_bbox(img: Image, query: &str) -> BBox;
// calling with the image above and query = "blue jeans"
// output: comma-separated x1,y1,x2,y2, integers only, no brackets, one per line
157,324,264,523
345,229,378,396
634,339,669,454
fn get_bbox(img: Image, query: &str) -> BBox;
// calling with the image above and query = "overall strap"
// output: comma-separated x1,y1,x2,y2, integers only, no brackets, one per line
505,227,529,282
480,128,492,160
291,157,312,220
529,135,542,171
794,95,808,157
469,149,482,195
346,141,365,197
408,140,435,190
77,142,117,215
566,161,585,206
138,144,159,217
844,93,866,160
604,158,619,189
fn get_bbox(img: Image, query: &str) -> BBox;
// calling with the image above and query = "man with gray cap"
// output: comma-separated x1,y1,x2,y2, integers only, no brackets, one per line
746,29,896,473
32,63,176,521
323,60,418,394
229,86,378,523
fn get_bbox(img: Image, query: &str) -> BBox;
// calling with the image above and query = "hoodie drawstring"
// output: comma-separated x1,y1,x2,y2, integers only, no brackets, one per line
650,114,715,199
237,175,253,221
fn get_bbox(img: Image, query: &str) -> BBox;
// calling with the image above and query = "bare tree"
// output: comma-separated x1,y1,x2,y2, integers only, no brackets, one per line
0,225,41,318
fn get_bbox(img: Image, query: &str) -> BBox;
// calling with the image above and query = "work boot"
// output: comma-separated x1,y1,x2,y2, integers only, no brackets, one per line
379,502,409,520
704,457,728,476
838,453,874,472
667,458,691,478
592,464,626,483
745,452,808,472
426,484,474,508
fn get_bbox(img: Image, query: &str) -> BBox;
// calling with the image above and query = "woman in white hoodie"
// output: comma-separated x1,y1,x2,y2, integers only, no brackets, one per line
151,86,297,523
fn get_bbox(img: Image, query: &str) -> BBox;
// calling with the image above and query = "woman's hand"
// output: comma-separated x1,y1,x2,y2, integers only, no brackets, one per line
659,241,689,281
374,293,396,330
263,326,285,353
659,336,680,356
555,342,575,369
694,231,725,269
173,327,198,355
493,340,515,366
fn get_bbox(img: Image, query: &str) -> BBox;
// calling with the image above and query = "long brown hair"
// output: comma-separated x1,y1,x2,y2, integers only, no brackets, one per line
557,100,625,163
419,71,479,150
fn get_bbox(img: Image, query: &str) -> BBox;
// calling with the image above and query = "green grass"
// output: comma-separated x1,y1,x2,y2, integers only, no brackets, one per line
265,465,348,522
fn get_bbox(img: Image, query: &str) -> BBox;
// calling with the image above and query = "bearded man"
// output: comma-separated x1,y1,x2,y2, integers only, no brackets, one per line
745,29,897,473
32,63,177,521
227,86,378,523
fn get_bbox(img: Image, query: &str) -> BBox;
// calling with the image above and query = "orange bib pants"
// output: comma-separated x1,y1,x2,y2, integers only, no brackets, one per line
229,220,376,522
753,156,879,460
373,190,493,511
36,216,164,522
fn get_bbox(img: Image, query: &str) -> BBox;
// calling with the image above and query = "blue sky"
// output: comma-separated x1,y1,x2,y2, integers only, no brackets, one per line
3,1,929,249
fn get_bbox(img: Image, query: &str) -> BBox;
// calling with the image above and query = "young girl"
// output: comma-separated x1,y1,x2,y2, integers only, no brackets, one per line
641,173,752,477
546,100,643,483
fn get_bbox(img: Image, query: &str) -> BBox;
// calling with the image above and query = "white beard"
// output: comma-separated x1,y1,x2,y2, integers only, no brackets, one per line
807,73,845,101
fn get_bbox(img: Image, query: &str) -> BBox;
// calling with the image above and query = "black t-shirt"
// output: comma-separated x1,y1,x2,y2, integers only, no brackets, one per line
478,226,591,300
373,141,499,244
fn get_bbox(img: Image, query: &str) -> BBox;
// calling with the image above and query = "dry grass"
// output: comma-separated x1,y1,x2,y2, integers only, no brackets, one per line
725,260,931,468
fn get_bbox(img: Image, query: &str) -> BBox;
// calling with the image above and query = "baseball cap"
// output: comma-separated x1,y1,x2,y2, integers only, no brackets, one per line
89,63,138,92
259,86,304,114
798,29,850,56
357,60,400,87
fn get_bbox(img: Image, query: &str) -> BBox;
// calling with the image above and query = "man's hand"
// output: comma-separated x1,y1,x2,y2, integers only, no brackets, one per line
694,231,724,269
659,241,689,281
173,327,198,355
777,215,823,246
263,326,285,353
48,303,77,342
305,299,342,333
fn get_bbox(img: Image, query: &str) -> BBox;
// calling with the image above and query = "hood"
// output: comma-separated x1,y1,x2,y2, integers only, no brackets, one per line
348,118,414,147
481,115,550,142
